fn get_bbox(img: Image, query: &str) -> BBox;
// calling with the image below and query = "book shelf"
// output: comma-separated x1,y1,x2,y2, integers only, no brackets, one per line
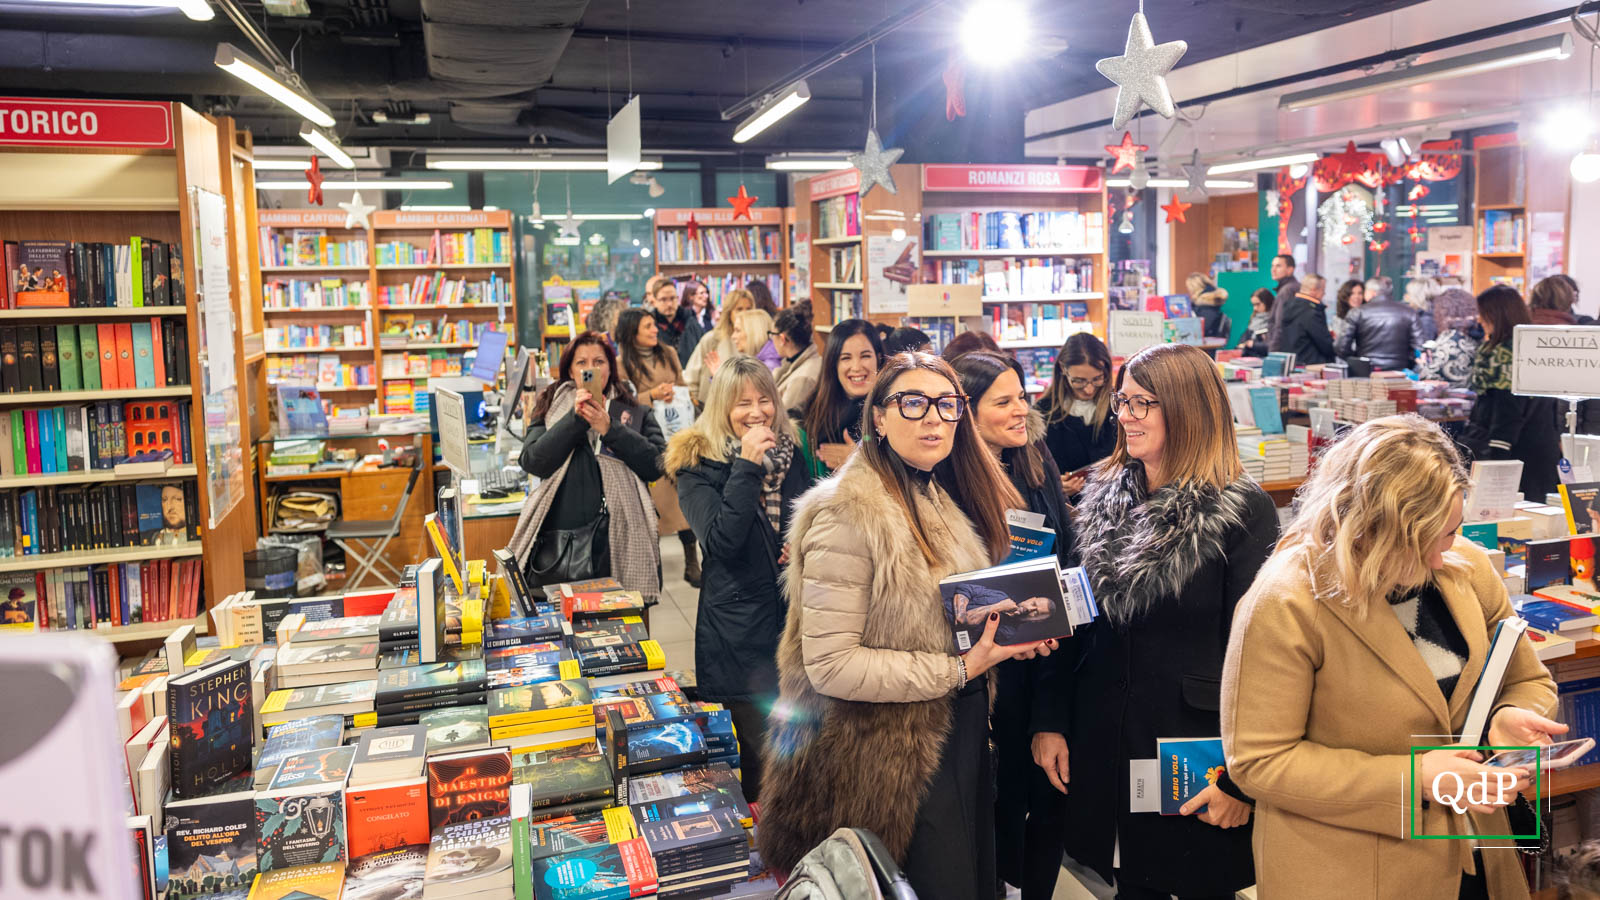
1472,136,1527,294
0,98,255,636
794,166,919,331
652,207,790,307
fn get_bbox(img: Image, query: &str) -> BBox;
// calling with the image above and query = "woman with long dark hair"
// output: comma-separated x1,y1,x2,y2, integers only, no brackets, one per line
796,318,883,477
758,353,1055,900
1035,333,1116,496
509,331,663,595
1049,343,1278,899
771,304,820,413
614,308,701,586
950,351,1076,900
1460,285,1561,501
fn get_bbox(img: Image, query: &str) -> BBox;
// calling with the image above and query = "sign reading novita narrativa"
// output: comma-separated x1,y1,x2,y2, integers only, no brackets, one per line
1512,325,1600,400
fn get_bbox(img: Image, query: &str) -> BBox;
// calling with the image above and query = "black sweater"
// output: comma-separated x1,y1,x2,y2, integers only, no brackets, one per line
519,401,664,530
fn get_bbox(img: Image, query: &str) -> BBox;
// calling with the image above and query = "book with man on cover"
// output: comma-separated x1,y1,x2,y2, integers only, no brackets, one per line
938,557,1073,653
166,658,253,799
1560,482,1600,536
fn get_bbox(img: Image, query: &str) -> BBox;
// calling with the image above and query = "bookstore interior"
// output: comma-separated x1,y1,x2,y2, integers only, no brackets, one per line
7,1,1600,899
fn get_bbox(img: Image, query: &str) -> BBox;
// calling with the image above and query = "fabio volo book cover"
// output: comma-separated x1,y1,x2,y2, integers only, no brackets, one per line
1157,737,1226,816
938,558,1072,652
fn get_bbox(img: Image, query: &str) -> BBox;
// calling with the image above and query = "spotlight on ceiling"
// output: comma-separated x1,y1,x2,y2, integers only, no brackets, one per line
962,1,1027,65
371,110,432,126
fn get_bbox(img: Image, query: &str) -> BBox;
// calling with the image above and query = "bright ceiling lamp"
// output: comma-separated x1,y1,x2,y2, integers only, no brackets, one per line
529,213,645,221
215,43,335,129
31,0,213,19
298,123,354,169
765,153,852,171
251,158,312,171
962,1,1027,65
1206,153,1319,176
426,157,663,172
1107,177,1254,189
733,81,811,144
256,178,454,190
1280,33,1573,111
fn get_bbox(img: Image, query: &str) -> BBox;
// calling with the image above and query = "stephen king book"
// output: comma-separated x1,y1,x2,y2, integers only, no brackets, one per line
426,747,512,830
166,659,253,800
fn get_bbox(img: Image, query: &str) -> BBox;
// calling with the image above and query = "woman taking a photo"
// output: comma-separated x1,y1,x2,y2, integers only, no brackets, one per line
1461,285,1561,502
614,308,700,587
511,331,663,596
951,351,1076,900
1046,343,1278,899
796,318,882,476
758,353,1055,899
667,357,814,801
684,288,756,406
1035,332,1116,496
771,304,821,413
1222,415,1561,899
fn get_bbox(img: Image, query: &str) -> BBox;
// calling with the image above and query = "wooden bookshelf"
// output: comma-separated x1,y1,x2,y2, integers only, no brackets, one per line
1472,136,1527,295
0,99,254,631
92,612,208,644
652,207,791,308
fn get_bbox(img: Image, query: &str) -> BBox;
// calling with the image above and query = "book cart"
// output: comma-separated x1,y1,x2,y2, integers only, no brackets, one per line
0,97,255,642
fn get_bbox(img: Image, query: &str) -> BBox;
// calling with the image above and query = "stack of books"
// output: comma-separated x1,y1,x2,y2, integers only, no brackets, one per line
375,659,488,727
637,807,750,898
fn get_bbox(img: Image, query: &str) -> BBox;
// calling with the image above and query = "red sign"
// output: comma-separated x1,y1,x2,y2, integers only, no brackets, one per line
922,164,1102,194
656,207,783,227
809,169,861,200
0,97,173,149
258,210,351,228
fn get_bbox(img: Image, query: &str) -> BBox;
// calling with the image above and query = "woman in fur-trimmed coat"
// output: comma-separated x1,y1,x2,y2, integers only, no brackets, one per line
1048,344,1278,899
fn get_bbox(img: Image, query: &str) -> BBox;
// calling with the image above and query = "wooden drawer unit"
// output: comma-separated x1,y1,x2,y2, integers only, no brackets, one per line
340,470,416,520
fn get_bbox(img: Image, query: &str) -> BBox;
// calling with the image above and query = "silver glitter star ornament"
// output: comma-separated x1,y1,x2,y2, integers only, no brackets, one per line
338,191,376,230
850,128,905,196
555,213,584,240
1181,150,1208,199
1095,11,1187,130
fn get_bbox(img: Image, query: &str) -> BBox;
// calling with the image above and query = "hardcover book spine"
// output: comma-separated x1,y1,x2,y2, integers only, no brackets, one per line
78,325,100,390
57,325,81,391
39,325,58,392
97,323,118,390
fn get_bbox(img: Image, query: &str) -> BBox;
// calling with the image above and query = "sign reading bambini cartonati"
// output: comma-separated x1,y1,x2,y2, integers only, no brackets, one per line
0,97,174,149
921,164,1102,194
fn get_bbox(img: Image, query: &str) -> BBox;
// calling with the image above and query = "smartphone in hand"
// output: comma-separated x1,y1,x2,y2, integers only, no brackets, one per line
1484,737,1596,771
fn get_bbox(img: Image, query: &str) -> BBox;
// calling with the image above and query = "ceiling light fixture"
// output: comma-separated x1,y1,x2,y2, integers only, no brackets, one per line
1107,177,1254,189
765,152,852,171
961,1,1027,65
1206,153,1320,176
372,110,432,126
32,0,212,19
426,157,664,172
298,122,354,169
214,43,335,128
528,212,645,222
733,81,811,144
256,178,454,190
1280,33,1573,111
250,158,313,171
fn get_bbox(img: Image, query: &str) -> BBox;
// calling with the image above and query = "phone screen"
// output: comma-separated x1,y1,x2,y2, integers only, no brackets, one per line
1485,738,1595,770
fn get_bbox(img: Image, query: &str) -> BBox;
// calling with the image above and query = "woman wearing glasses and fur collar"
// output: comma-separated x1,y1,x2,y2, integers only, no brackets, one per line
1042,343,1279,900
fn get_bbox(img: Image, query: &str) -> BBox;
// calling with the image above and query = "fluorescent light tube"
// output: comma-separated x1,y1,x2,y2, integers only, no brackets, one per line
529,213,645,221
256,179,454,190
251,158,313,171
1206,153,1320,176
426,157,663,171
28,0,212,15
766,153,852,171
1106,177,1254,189
1280,34,1573,112
215,43,335,128
298,123,354,169
734,81,811,144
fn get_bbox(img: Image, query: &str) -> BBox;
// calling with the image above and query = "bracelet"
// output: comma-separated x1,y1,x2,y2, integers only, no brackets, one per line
955,657,968,691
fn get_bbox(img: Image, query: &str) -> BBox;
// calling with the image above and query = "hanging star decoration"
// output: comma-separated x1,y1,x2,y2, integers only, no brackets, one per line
727,185,760,221
555,213,584,241
850,128,905,196
685,214,700,243
1095,10,1188,130
338,191,376,230
1328,141,1371,182
306,155,325,206
1181,149,1208,198
943,57,966,121
1105,132,1149,174
1160,196,1192,224
1369,239,1391,253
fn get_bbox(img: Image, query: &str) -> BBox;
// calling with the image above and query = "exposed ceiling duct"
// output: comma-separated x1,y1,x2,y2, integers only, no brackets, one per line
418,0,589,136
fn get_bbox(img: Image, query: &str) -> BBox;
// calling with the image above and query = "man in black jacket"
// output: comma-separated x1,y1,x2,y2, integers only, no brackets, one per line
1277,273,1336,365
1333,287,1422,371
646,278,702,364
1265,254,1301,352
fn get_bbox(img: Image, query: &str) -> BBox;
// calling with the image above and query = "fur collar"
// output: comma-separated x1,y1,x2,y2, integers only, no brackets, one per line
1075,462,1257,627
1025,407,1046,445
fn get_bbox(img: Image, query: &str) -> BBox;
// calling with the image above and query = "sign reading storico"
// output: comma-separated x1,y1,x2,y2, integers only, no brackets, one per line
0,97,174,149
1512,325,1600,400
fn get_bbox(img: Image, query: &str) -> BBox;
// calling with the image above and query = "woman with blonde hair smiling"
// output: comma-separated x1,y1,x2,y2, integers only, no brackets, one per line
684,288,756,405
1221,415,1562,900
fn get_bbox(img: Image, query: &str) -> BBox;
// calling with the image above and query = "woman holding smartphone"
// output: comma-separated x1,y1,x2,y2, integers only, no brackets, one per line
1222,415,1562,899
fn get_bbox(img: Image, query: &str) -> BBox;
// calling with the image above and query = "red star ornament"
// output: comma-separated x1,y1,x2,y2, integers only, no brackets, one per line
1160,197,1191,224
727,185,759,220
1329,140,1370,180
306,155,325,206
685,215,700,242
1104,132,1149,174
1369,240,1390,253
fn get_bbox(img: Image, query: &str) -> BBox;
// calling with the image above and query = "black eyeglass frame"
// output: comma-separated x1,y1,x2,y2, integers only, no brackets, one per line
1110,392,1161,420
880,390,967,422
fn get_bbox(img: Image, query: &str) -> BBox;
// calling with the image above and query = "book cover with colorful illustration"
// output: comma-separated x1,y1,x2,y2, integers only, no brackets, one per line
166,659,253,799
426,747,512,830
1156,737,1226,816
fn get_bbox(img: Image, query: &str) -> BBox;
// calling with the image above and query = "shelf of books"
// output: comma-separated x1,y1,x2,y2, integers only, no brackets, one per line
1472,136,1527,294
793,166,920,331
0,97,255,636
652,207,790,306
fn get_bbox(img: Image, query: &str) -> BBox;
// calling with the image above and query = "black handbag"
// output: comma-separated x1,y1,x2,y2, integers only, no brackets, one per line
528,500,611,586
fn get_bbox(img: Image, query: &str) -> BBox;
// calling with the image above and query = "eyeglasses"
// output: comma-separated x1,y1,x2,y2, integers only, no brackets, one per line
882,391,966,422
768,330,783,338
1110,392,1161,420
1067,376,1107,389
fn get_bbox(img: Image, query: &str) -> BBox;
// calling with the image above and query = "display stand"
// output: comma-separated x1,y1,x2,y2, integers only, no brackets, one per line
0,98,254,639
653,207,790,306
1472,135,1528,294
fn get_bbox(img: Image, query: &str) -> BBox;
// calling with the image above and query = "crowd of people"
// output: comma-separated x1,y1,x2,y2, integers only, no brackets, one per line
509,269,1594,900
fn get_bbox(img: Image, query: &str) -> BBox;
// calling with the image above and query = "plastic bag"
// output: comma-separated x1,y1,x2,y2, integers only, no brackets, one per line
258,533,326,595
652,384,696,439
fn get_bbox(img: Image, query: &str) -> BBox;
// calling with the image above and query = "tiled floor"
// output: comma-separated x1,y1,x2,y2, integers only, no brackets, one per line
652,536,1251,900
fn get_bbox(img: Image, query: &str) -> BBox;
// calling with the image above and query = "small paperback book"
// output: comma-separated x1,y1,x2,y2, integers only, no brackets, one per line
344,844,426,900
245,861,345,900
487,679,594,729
421,705,492,753
426,747,512,830
165,788,259,896
1156,737,1226,816
345,778,430,859
255,714,344,789
939,558,1074,653
350,724,428,785
529,838,658,900
423,815,514,899
1560,482,1600,535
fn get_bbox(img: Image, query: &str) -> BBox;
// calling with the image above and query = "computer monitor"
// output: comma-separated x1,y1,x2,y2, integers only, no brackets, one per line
469,329,510,385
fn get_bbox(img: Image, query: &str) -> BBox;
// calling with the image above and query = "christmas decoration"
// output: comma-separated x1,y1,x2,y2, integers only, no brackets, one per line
1328,141,1370,181
1105,132,1149,174
727,184,759,220
1160,196,1192,224
1095,9,1188,130
1408,184,1431,202
1181,149,1207,199
851,128,905,196
944,57,966,121
685,215,700,242
338,191,375,230
555,213,584,240
1373,221,1389,233
1368,239,1390,253
1318,188,1377,247
1342,234,1355,245
307,156,325,206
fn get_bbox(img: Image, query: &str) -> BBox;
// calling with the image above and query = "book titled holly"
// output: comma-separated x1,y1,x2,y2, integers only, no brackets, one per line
1157,737,1226,816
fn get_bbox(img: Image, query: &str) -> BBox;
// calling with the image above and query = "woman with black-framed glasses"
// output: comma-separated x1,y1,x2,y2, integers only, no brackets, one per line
1037,332,1117,497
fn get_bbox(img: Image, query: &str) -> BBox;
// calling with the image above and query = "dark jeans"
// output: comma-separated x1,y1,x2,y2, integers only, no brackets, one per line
1458,851,1489,900
726,698,769,802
